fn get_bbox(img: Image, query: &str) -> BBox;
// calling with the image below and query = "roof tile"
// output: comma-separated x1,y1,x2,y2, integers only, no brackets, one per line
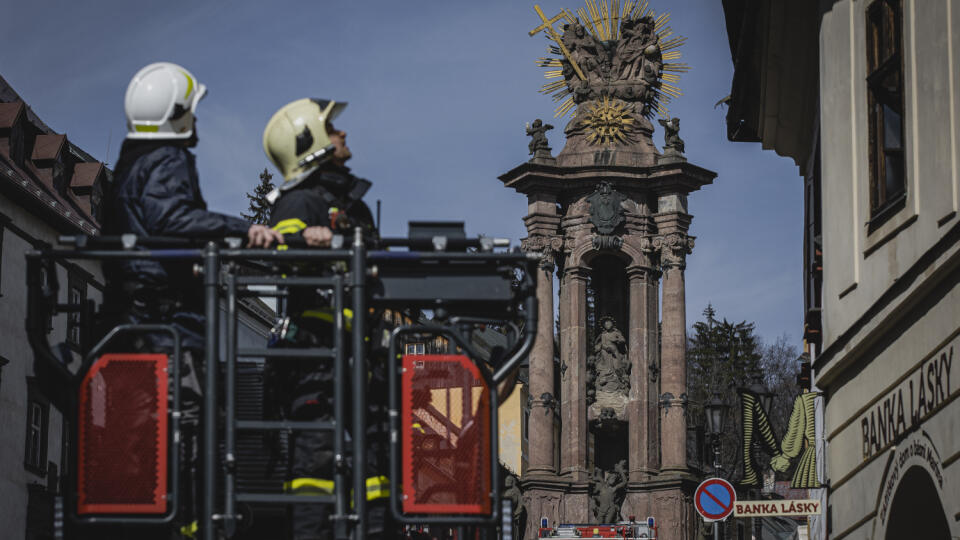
71,162,103,188
31,133,66,161
0,101,24,129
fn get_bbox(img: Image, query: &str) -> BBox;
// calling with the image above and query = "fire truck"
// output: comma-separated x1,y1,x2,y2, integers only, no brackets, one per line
26,222,538,540
538,517,657,539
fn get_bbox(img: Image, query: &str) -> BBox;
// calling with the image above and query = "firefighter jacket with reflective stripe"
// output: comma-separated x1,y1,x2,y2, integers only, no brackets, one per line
268,164,377,316
285,475,390,501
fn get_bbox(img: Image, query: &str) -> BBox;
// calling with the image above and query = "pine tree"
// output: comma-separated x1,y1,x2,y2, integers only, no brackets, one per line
242,168,275,225
685,304,799,482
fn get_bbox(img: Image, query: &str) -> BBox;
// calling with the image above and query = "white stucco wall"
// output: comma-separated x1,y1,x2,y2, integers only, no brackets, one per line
815,1,960,538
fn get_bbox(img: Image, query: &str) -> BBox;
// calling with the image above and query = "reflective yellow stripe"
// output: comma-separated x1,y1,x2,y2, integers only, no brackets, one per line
179,520,197,538
301,308,354,321
285,476,389,503
272,218,308,234
180,69,194,100
412,422,425,434
301,308,354,330
284,477,334,494
134,125,159,133
366,475,390,501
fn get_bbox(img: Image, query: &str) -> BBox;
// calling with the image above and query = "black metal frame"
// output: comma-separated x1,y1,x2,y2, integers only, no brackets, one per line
25,229,539,540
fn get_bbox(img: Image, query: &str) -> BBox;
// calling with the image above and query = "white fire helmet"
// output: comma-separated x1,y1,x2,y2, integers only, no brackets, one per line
124,62,207,140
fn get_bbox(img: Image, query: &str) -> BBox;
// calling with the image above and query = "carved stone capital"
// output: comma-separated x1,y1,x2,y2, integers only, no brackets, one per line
521,235,562,270
652,233,695,269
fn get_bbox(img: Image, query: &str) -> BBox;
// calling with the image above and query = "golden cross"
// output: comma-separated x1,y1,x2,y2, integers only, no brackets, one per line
529,4,586,81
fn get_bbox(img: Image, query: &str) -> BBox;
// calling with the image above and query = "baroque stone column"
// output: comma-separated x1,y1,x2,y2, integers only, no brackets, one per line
523,240,560,476
559,265,589,481
626,263,660,481
654,212,694,474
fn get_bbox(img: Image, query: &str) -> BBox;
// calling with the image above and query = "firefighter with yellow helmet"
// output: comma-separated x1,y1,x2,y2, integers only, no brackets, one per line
263,98,390,539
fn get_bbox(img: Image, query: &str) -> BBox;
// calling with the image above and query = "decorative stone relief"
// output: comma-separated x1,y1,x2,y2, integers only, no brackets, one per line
586,182,626,235
521,235,563,269
590,460,628,523
504,475,526,536
652,232,695,269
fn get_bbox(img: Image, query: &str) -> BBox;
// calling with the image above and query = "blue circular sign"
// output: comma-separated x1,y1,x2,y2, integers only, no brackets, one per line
695,478,736,520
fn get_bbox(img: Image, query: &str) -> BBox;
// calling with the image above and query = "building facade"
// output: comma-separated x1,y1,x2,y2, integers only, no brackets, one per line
0,76,106,540
722,1,960,537
0,74,280,539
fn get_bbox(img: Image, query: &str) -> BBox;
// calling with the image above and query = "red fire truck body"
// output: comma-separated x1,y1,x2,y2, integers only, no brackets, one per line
538,519,657,539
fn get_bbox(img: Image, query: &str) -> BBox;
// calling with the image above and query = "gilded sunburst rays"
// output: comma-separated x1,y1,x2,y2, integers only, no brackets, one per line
582,97,635,145
532,0,687,119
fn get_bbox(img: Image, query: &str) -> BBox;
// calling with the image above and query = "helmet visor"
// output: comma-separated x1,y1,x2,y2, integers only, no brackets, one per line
190,83,208,113
311,99,347,124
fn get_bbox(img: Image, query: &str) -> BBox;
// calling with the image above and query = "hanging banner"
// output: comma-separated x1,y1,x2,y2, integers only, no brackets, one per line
733,499,822,517
741,386,821,488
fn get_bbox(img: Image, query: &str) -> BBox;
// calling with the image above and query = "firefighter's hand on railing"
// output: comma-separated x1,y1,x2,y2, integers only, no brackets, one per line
302,226,333,247
247,225,284,248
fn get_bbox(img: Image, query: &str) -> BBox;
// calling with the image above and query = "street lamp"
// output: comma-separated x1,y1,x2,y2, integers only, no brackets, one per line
744,368,773,540
748,369,774,414
704,391,727,442
704,392,729,540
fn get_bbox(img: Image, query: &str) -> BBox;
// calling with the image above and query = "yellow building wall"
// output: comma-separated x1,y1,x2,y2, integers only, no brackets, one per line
498,382,527,475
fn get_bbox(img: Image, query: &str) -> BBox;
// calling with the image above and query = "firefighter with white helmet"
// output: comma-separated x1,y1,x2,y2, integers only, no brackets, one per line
97,62,283,539
124,61,207,141
263,98,391,539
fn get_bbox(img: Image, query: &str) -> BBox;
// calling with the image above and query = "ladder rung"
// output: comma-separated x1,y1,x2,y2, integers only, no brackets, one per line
236,420,335,431
237,276,340,287
237,348,335,358
235,493,336,504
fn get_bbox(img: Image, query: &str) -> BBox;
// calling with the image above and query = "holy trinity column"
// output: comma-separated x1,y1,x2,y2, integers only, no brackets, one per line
499,4,715,539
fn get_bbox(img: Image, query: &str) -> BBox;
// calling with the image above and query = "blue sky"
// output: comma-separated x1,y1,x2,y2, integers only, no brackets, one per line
2,1,804,347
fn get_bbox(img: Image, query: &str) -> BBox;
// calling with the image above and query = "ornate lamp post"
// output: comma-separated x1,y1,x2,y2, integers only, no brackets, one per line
748,369,774,416
704,391,729,540
744,368,773,540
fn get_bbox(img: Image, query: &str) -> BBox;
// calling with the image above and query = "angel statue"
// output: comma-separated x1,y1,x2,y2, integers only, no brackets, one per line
526,118,554,158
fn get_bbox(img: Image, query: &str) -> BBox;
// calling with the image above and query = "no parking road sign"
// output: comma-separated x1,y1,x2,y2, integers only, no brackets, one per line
695,478,736,521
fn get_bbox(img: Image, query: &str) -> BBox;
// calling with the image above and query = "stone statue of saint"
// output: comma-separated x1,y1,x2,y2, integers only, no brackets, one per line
503,475,526,536
591,462,628,523
593,317,628,395
526,119,554,159
614,16,656,81
658,117,685,155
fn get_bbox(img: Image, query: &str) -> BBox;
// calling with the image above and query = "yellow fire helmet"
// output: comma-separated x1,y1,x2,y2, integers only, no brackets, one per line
262,98,347,191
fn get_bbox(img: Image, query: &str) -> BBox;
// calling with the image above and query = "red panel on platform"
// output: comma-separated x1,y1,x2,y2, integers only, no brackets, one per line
401,354,491,515
78,354,168,514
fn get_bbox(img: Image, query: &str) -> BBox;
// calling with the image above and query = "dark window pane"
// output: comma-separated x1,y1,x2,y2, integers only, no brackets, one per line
867,0,906,219
883,103,903,150
885,152,905,198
